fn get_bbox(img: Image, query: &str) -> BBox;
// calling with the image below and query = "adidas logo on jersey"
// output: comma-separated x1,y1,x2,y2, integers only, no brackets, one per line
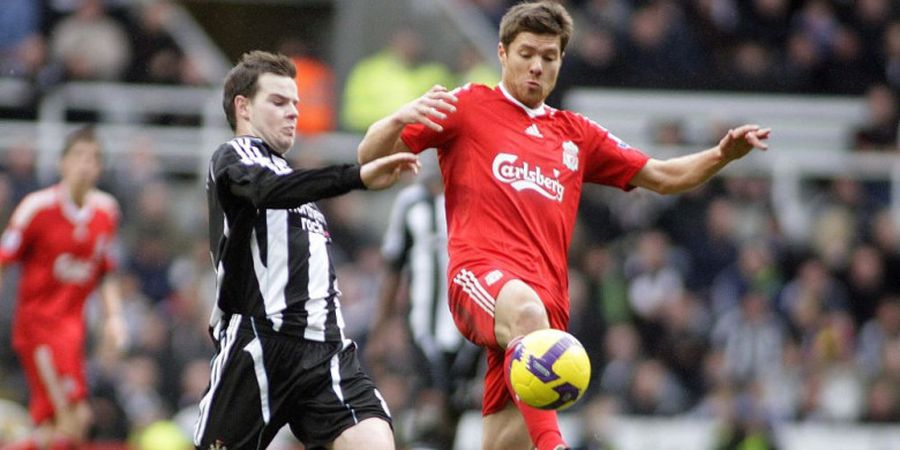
525,124,543,138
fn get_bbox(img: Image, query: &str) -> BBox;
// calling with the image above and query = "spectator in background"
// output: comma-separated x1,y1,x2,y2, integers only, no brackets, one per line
856,295,900,379
881,21,900,91
581,244,630,327
125,0,183,85
280,38,336,135
0,0,41,77
824,26,874,95
549,27,626,107
576,0,632,34
736,0,791,49
655,292,710,403
781,32,824,93
124,181,178,305
790,0,838,58
869,209,900,293
626,230,686,352
620,1,702,89
598,323,642,403
853,0,894,68
712,290,786,384
725,41,781,92
686,197,739,291
841,245,888,326
851,83,899,150
778,257,849,348
623,359,687,416
342,28,454,132
49,0,131,81
710,242,782,319
861,375,900,422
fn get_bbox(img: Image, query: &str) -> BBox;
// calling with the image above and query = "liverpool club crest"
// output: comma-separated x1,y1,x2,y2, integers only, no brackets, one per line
562,140,579,171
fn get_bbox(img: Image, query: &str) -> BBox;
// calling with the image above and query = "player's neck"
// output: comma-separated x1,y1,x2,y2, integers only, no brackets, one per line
62,182,89,208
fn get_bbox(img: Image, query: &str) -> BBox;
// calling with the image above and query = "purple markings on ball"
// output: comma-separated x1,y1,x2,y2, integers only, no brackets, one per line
525,336,574,383
544,382,580,409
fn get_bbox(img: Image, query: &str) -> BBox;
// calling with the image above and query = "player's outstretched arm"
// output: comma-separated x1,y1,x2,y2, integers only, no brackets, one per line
99,275,128,354
630,124,771,195
357,85,457,164
360,152,421,190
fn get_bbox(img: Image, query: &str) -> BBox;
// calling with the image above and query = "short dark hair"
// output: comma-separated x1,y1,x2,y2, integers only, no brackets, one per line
499,1,574,53
222,50,296,131
61,126,101,159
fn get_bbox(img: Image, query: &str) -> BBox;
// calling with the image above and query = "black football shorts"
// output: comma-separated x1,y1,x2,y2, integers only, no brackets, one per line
193,315,392,449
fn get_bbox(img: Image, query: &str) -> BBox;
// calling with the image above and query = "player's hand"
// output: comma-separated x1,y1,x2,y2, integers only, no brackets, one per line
55,405,83,441
361,152,420,190
717,124,771,162
393,85,458,132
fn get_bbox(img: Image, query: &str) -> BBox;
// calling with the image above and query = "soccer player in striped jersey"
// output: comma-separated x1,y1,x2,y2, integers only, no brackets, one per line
357,2,770,449
0,126,126,450
194,50,419,450
370,156,482,448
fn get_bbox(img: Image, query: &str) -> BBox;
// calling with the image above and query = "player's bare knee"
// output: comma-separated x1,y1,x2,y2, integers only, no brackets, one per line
495,280,549,347
512,301,549,337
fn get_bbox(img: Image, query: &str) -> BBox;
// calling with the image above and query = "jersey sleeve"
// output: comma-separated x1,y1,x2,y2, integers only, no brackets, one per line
0,194,40,265
400,84,470,153
580,116,650,190
214,141,365,209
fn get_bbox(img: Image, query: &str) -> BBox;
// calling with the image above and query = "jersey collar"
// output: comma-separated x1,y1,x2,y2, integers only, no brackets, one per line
498,82,547,118
56,184,94,225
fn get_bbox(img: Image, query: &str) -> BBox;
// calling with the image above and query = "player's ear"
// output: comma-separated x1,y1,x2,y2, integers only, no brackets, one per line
235,95,251,123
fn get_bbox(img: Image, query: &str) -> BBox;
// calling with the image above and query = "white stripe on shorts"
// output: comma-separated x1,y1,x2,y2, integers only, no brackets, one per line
330,352,359,424
453,269,496,316
194,315,241,445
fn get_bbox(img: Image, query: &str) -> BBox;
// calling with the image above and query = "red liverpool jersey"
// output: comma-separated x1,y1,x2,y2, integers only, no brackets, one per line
401,83,649,307
0,185,119,344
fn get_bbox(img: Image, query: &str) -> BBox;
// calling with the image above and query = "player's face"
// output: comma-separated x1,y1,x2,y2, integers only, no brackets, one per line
60,140,102,191
499,32,563,108
241,73,299,154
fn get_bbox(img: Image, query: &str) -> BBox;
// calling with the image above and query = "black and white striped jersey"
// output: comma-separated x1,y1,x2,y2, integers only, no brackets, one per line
206,136,365,343
381,183,461,353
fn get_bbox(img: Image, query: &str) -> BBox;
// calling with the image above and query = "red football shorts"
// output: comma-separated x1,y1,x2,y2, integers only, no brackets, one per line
448,263,568,416
13,331,87,424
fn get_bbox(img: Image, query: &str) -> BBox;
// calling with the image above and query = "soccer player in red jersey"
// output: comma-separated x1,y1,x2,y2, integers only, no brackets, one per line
358,2,770,449
0,127,126,450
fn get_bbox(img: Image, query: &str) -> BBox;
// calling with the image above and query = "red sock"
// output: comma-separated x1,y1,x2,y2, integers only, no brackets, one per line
1,438,39,450
504,337,567,450
48,438,77,450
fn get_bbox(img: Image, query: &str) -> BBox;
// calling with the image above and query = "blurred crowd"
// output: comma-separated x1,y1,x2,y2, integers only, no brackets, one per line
0,0,208,120
0,0,897,449
471,0,900,96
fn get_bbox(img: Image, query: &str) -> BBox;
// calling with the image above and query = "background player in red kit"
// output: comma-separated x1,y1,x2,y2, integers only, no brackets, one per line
0,127,126,449
358,2,770,449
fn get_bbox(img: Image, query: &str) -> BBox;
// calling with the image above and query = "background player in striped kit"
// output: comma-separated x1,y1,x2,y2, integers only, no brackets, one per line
193,50,420,450
370,154,482,449
357,2,770,449
0,126,126,450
